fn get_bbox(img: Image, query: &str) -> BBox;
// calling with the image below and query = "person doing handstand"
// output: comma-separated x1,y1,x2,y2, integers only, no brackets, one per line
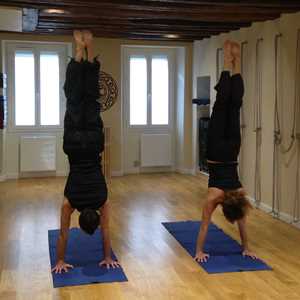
52,30,120,273
195,40,257,263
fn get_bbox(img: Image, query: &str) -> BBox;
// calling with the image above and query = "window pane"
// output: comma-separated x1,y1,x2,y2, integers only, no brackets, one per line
40,53,60,125
130,57,147,125
151,57,169,125
15,51,35,126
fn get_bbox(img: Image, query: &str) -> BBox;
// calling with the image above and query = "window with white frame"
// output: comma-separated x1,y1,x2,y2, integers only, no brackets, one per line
5,42,69,130
128,52,171,127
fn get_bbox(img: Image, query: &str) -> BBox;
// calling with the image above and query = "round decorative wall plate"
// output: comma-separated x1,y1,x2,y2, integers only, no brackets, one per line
98,70,118,112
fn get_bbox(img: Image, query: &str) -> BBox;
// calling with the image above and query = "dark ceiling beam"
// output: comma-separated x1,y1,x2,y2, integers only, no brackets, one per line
36,3,299,15
1,0,300,41
37,20,245,32
0,4,280,23
1,1,299,16
39,18,251,30
129,20,252,28
33,28,206,41
128,31,222,37
128,0,300,8
36,5,288,17
2,0,300,9
37,11,280,23
1,1,297,25
124,34,210,41
36,23,223,36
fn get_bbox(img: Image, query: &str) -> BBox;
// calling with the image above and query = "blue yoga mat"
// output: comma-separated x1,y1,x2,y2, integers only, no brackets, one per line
48,228,128,288
162,221,271,274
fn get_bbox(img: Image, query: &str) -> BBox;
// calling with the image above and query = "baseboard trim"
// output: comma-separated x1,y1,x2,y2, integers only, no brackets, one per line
247,196,300,229
56,171,68,177
1,171,68,180
124,166,174,175
176,168,195,175
6,173,19,180
20,171,57,178
111,170,124,177
124,168,140,174
198,170,209,177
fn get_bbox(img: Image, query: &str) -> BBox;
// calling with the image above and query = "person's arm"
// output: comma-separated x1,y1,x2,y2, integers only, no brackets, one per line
194,188,222,262
237,217,258,259
51,198,74,273
99,201,120,269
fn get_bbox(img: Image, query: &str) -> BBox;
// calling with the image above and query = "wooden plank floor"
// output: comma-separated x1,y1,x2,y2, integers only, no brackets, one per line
1,173,300,300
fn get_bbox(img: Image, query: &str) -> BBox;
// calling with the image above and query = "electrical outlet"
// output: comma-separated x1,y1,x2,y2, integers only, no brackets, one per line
133,160,140,167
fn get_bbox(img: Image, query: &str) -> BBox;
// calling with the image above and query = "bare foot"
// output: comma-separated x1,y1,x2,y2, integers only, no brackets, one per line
73,30,85,62
83,30,93,48
223,40,233,71
73,30,85,49
231,41,241,75
231,41,241,59
224,40,233,62
83,30,94,62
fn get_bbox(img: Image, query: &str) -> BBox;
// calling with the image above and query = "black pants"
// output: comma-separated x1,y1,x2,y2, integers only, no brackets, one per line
207,71,244,162
63,58,104,156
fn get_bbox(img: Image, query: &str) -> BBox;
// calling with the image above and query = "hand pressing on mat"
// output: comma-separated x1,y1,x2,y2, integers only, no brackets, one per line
99,257,121,269
99,202,121,269
238,217,258,259
51,260,74,274
194,251,210,263
242,249,258,259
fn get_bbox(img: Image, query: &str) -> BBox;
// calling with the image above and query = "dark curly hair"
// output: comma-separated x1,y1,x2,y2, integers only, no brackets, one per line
79,208,100,235
222,190,252,223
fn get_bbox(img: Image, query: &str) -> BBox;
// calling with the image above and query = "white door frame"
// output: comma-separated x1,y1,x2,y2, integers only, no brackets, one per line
121,45,177,174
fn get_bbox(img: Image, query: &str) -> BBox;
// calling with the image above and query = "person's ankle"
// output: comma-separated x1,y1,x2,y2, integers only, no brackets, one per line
75,48,84,60
232,58,241,75
223,60,232,73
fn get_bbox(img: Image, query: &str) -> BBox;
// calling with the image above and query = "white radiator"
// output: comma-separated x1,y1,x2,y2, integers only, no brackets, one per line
140,134,172,167
20,136,56,172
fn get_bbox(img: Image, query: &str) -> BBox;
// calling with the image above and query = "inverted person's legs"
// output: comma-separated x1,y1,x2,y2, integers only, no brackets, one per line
226,74,244,146
63,30,85,104
225,42,244,160
83,30,100,101
207,40,233,161
231,41,244,110
63,31,87,155
208,71,231,139
82,30,105,154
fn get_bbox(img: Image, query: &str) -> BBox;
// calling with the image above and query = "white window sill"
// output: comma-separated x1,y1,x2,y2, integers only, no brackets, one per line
7,126,64,134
